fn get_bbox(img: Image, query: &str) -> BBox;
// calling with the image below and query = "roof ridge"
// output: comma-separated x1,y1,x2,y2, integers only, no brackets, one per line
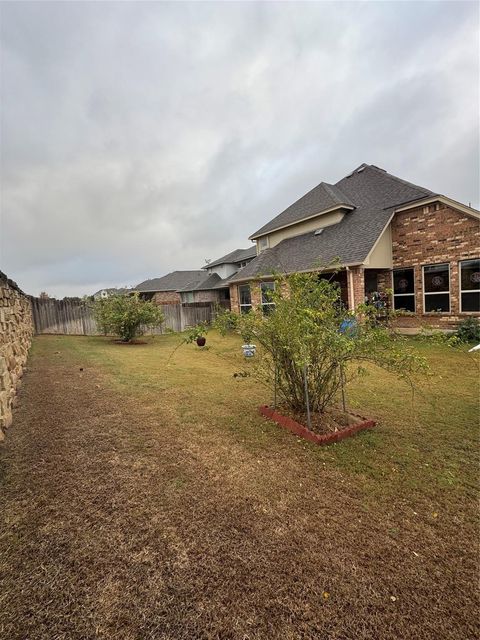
342,164,433,196
249,179,355,239
322,182,356,206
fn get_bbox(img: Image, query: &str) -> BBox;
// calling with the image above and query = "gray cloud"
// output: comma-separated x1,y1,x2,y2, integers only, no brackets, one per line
1,1,478,297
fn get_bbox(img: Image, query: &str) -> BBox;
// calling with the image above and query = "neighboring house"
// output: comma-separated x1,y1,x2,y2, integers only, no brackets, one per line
229,163,479,329
178,247,257,306
93,287,130,300
135,271,206,304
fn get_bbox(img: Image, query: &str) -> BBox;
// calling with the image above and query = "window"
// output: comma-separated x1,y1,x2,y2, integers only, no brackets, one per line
258,236,269,252
183,291,194,304
423,263,450,312
393,268,415,312
239,285,252,313
261,282,275,315
460,258,480,312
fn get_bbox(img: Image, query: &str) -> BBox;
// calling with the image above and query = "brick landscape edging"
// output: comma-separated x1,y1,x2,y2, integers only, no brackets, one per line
259,405,376,445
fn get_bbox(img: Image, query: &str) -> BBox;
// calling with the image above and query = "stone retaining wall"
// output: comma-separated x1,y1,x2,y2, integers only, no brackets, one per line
0,272,34,440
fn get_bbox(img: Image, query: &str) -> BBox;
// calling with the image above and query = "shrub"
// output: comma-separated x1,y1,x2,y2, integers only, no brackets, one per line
93,293,164,342
184,322,209,344
417,327,461,348
456,317,480,343
214,310,239,335
231,272,428,414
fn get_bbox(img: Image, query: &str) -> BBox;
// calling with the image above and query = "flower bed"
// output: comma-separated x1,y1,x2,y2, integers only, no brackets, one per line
259,405,376,445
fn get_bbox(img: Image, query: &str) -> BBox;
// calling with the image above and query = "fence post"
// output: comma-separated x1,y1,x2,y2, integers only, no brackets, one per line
303,364,312,430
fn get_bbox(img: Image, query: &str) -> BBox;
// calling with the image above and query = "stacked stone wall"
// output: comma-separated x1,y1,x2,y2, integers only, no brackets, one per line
0,272,34,440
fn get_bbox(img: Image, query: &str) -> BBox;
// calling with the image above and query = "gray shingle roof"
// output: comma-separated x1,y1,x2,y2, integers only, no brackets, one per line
180,272,240,292
203,246,257,269
231,164,436,282
135,271,206,292
250,182,356,239
178,273,223,292
92,287,130,297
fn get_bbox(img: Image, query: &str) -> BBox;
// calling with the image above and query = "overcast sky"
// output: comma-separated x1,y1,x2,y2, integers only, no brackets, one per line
1,1,478,297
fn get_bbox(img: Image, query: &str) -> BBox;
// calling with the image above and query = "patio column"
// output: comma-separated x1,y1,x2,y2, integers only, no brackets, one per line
229,284,240,313
348,267,365,310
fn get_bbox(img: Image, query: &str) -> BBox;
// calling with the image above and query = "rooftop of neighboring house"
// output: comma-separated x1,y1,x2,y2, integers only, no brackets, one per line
134,247,259,295
135,271,206,293
93,287,131,298
203,246,257,269
177,272,225,292
230,163,479,283
177,246,259,293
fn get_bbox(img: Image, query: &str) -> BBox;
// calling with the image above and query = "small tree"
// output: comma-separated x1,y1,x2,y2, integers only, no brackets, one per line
93,293,164,342
231,272,427,415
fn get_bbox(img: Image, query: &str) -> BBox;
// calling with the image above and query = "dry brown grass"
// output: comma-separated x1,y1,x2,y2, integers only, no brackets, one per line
0,333,478,639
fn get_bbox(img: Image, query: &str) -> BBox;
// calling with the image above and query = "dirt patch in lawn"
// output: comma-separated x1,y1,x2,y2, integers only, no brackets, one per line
0,335,478,640
290,405,367,435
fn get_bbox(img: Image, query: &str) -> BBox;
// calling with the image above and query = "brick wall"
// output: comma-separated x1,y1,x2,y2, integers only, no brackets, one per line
229,284,239,312
391,203,479,327
229,282,262,312
349,267,365,308
0,273,34,440
194,290,220,303
152,291,181,305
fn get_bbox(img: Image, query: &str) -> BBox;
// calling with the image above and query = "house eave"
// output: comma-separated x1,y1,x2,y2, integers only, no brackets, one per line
134,288,176,293
395,196,480,219
229,261,364,284
249,204,356,241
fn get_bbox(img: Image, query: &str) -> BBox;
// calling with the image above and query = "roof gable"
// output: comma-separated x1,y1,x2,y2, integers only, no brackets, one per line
178,273,223,292
250,182,355,239
135,271,205,292
203,246,257,269
249,164,436,240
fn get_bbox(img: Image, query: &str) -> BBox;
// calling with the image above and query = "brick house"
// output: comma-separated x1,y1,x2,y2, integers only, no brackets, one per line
178,247,257,307
229,164,479,329
135,271,206,304
134,247,257,308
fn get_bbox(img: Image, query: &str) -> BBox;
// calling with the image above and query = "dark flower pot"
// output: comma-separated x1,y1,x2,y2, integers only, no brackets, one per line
196,336,206,347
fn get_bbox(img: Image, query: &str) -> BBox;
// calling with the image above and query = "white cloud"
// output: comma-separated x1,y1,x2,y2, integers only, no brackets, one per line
0,1,478,297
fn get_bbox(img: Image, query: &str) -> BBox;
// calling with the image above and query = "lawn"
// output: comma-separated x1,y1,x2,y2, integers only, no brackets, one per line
0,331,478,639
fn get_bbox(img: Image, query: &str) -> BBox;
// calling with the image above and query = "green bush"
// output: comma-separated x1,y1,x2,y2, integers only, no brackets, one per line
229,272,428,414
416,327,461,348
184,322,209,344
214,310,239,335
93,293,164,342
456,317,480,343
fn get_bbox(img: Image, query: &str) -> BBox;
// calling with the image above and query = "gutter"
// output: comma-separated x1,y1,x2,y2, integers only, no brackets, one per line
228,261,365,285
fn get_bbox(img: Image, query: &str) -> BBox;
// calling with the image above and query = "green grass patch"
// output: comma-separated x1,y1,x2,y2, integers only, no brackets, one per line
32,331,479,502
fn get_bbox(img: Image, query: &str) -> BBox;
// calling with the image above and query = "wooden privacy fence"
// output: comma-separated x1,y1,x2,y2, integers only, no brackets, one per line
30,297,99,335
30,297,218,336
